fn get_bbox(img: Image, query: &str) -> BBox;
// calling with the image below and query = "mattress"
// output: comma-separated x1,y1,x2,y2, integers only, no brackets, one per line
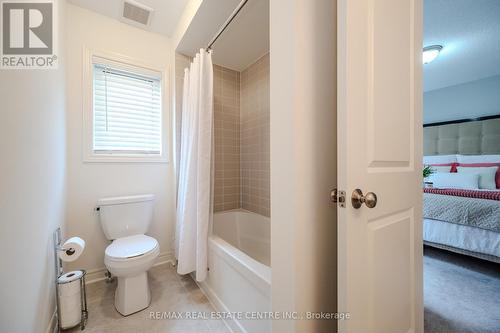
423,218,500,259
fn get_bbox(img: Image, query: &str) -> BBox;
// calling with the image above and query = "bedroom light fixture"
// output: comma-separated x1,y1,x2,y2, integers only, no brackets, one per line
423,45,443,64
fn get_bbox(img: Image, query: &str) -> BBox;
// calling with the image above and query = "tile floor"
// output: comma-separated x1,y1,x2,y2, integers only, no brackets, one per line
65,263,230,333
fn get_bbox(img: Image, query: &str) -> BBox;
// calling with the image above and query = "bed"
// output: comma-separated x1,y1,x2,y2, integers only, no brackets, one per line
423,116,500,263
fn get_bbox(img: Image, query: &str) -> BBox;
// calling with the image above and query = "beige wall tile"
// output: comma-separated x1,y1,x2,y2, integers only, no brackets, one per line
213,65,241,209
240,53,270,217
176,53,269,217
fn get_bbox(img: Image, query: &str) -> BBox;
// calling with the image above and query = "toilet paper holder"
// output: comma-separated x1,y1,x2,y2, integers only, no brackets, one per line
54,228,88,332
57,245,76,255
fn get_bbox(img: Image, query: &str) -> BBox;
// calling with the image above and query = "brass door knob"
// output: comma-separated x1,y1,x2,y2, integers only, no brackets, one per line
351,189,377,209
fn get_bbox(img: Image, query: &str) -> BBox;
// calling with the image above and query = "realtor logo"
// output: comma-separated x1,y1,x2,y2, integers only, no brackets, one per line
1,0,57,69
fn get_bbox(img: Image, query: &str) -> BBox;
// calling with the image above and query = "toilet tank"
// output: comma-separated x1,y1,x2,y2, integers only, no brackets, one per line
97,194,155,240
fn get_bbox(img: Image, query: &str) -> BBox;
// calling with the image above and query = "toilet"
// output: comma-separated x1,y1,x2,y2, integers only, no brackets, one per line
97,194,159,316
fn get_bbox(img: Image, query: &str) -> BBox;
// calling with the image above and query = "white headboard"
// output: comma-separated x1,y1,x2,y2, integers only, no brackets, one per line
423,116,500,156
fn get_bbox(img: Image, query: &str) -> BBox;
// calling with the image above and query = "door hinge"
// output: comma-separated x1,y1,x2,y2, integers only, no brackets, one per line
330,188,346,208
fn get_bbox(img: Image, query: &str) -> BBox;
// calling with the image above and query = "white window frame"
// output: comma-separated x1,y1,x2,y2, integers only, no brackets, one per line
83,48,170,163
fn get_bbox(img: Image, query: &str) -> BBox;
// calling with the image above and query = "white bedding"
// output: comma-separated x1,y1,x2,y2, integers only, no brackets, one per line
427,173,480,189
423,218,500,257
423,154,500,165
423,154,500,260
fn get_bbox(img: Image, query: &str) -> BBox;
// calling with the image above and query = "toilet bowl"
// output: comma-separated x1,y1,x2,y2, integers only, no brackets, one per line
97,194,158,316
104,234,159,316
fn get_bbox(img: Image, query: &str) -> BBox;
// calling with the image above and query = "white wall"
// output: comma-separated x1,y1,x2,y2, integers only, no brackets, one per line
424,74,500,123
270,1,337,332
65,4,176,276
0,0,66,332
173,0,203,49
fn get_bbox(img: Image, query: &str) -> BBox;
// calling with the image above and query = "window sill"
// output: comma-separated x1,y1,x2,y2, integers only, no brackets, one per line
83,154,169,164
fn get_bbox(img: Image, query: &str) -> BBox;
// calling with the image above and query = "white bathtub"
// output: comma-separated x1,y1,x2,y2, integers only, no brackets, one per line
197,210,271,333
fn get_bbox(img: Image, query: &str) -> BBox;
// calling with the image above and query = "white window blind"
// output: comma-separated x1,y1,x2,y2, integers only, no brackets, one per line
92,62,162,155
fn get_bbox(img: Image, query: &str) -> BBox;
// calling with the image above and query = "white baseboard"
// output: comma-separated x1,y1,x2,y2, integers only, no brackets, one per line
45,310,57,333
155,251,176,267
194,277,245,333
85,251,175,284
84,266,109,285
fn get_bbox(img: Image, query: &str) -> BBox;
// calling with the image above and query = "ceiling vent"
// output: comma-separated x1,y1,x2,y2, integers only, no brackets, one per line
122,0,153,26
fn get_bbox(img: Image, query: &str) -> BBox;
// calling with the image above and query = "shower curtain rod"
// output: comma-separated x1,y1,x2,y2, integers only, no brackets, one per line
206,0,249,51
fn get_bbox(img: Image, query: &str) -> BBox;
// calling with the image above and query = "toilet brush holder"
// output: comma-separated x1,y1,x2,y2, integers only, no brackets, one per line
53,228,88,332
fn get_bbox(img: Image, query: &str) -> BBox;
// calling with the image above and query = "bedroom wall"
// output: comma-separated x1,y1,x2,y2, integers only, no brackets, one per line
65,4,176,278
424,74,500,124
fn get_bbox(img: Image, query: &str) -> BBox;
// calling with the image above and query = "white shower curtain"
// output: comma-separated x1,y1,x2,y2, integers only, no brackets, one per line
175,49,214,281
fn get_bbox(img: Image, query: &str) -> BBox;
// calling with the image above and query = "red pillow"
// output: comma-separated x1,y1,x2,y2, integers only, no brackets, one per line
428,163,458,173
458,163,500,189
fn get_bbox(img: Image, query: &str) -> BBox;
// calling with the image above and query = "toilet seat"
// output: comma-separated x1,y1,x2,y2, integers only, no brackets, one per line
105,234,158,261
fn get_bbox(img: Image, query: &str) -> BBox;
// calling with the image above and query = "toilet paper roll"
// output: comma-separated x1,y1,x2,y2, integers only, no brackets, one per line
58,270,83,296
59,296,81,329
58,271,83,329
58,237,85,262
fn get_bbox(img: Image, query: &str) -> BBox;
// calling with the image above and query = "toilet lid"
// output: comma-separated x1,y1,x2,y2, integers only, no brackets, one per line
106,234,158,259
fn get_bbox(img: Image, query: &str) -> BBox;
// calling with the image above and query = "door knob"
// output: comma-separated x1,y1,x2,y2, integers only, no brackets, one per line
351,189,377,209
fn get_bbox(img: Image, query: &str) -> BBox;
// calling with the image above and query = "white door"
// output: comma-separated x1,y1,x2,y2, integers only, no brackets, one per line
337,0,423,332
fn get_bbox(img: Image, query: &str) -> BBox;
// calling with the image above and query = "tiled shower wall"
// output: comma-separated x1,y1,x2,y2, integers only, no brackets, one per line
213,65,241,212
240,54,270,216
175,53,270,217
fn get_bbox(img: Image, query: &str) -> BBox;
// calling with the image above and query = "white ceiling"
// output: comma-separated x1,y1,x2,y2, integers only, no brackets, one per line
67,0,190,37
424,0,500,91
69,0,500,87
176,0,269,71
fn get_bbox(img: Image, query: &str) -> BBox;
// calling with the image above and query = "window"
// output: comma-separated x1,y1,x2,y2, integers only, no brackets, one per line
86,54,166,162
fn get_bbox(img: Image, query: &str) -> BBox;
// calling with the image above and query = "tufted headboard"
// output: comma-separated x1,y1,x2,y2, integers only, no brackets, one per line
423,115,500,156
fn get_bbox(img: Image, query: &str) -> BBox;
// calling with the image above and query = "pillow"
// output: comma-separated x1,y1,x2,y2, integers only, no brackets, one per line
427,163,458,172
430,166,452,173
458,163,500,189
423,155,457,165
457,155,500,164
428,173,480,190
457,166,498,190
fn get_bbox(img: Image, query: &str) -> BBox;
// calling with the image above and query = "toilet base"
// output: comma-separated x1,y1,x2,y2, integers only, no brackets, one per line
114,272,151,316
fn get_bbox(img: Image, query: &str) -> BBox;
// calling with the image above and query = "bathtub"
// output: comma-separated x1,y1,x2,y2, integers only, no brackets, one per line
197,209,271,333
